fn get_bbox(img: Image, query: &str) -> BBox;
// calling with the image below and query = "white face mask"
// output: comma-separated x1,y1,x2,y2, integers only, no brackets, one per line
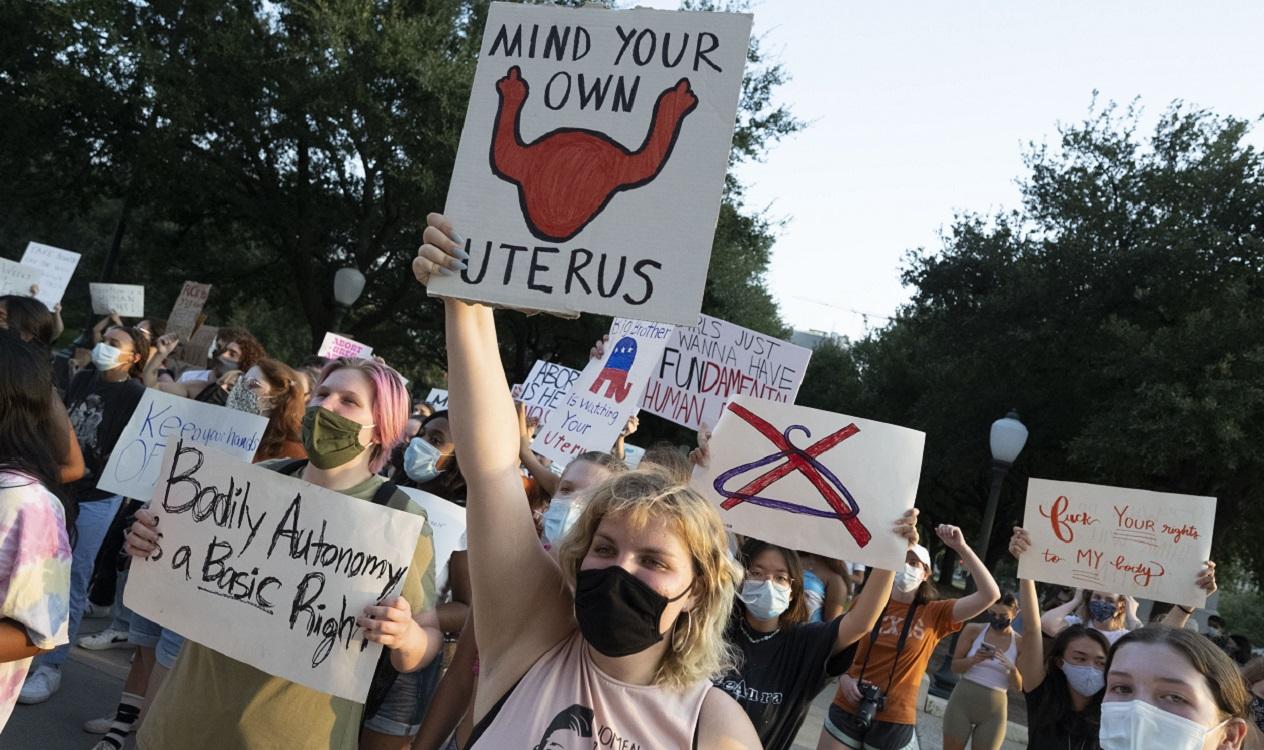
739,579,792,621
91,342,126,371
893,563,923,593
1061,662,1105,696
540,495,585,545
1100,699,1229,750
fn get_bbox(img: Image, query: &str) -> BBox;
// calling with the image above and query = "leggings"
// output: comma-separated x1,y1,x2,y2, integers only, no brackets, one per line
942,678,1007,750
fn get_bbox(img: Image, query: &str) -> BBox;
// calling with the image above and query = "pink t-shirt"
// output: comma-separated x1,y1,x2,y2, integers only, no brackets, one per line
0,473,72,731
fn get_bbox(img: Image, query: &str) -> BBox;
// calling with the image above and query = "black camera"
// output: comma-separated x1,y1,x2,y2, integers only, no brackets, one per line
854,681,885,730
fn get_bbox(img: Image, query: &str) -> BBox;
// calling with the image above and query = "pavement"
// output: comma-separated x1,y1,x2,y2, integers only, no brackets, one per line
7,617,1029,749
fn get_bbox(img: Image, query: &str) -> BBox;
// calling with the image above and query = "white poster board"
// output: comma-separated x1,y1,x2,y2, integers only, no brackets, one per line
89,283,145,317
0,258,42,298
318,332,374,360
20,242,81,307
1018,479,1216,608
97,389,268,500
428,2,752,323
532,317,673,465
125,441,424,701
426,389,449,409
166,281,212,341
690,396,925,571
643,314,812,430
517,360,582,424
400,488,467,593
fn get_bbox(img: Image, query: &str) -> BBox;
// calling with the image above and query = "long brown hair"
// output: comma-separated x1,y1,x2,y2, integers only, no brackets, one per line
738,538,809,626
1107,626,1253,723
254,358,304,460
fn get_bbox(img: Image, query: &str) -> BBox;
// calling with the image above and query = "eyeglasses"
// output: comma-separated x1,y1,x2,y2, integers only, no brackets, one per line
745,570,793,588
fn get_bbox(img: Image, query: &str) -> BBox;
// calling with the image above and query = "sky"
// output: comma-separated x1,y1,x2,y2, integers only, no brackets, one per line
636,1,1264,339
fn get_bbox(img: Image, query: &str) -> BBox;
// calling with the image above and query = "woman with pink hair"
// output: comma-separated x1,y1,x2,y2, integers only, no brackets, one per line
122,358,442,750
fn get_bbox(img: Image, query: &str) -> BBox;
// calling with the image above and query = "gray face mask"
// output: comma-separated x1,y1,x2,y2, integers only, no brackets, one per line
225,380,270,417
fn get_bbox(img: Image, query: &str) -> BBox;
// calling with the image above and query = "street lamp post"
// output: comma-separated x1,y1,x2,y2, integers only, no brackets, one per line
331,267,366,334
927,409,1029,699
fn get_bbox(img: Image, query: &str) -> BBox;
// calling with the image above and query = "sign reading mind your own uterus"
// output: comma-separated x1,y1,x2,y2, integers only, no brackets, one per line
428,2,753,324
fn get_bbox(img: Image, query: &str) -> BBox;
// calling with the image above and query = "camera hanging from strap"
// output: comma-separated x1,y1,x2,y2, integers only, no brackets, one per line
856,599,921,697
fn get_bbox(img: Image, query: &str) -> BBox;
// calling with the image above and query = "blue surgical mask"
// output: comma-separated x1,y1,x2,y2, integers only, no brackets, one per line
739,579,791,621
1088,599,1117,623
403,437,442,483
541,495,585,545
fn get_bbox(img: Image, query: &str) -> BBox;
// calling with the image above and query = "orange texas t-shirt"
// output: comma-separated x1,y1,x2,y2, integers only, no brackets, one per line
833,598,962,726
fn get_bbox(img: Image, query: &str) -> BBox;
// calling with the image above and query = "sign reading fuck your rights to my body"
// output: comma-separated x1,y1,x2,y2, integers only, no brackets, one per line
429,2,752,323
126,441,425,701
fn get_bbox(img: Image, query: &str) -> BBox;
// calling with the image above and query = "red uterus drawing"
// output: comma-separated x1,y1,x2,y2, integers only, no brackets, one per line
490,66,699,243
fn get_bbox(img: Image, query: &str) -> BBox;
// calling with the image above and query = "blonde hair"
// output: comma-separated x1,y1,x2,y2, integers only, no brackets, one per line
556,469,741,691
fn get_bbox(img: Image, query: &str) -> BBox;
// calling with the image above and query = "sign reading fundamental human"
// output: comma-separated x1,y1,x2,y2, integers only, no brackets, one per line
691,396,925,571
643,314,811,430
126,442,425,701
532,317,673,465
428,2,752,323
1018,479,1216,608
97,390,268,500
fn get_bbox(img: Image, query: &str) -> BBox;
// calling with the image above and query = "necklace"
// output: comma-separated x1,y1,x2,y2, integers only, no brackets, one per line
740,620,780,644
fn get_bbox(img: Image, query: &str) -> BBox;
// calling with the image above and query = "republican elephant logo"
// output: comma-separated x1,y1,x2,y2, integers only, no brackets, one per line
589,336,638,403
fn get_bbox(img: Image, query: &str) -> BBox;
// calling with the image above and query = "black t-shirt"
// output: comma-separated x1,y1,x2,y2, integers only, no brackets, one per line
715,610,855,750
1024,677,1101,750
63,368,145,501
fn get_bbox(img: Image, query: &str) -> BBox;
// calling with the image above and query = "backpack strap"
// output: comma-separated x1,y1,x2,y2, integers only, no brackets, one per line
274,459,308,477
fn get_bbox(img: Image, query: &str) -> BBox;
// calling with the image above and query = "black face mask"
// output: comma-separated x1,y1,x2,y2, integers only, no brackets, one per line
990,614,1012,631
574,566,691,657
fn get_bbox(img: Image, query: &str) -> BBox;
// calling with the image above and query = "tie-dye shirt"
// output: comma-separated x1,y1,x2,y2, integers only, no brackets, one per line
0,472,72,731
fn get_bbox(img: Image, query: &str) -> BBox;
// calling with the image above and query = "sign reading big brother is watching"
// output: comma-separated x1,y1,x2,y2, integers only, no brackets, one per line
428,2,751,324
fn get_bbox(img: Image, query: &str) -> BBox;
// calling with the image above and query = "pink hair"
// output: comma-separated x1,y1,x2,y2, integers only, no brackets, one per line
316,358,410,473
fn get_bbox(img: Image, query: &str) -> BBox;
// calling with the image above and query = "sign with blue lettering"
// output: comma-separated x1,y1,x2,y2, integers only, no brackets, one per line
97,389,268,500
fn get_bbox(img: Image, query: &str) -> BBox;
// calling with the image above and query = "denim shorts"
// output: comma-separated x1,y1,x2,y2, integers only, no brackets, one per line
362,654,444,736
127,611,186,670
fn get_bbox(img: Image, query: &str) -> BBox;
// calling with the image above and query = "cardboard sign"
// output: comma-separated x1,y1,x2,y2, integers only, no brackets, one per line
183,324,219,369
428,2,752,323
318,332,374,360
532,317,673,465
0,258,42,298
517,360,582,423
90,283,145,317
400,488,467,593
426,389,449,409
690,396,925,571
97,389,268,500
166,282,212,341
643,314,811,430
1018,479,1216,608
20,241,81,307
125,441,424,701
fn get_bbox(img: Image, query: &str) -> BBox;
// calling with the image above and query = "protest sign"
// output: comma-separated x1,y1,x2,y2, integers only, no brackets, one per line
517,360,582,423
426,389,449,409
1018,479,1216,608
20,241,81,307
642,314,811,430
90,283,145,317
98,389,267,500
428,2,752,324
691,396,924,571
400,488,467,592
532,317,673,465
0,258,42,298
622,443,645,469
183,324,219,369
125,441,424,701
166,282,212,341
318,332,374,360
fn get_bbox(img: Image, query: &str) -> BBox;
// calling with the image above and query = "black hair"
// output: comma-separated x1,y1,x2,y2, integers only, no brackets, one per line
737,538,809,626
1029,624,1109,737
0,331,74,530
409,410,466,502
0,295,55,348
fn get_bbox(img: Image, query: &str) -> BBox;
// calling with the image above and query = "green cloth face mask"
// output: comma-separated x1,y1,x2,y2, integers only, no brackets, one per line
301,405,375,470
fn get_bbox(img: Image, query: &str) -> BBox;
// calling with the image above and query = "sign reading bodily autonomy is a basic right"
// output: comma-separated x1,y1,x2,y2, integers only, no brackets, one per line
126,441,424,701
643,314,811,431
429,2,752,323
1018,479,1216,608
691,396,925,571
532,317,673,465
97,389,268,500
